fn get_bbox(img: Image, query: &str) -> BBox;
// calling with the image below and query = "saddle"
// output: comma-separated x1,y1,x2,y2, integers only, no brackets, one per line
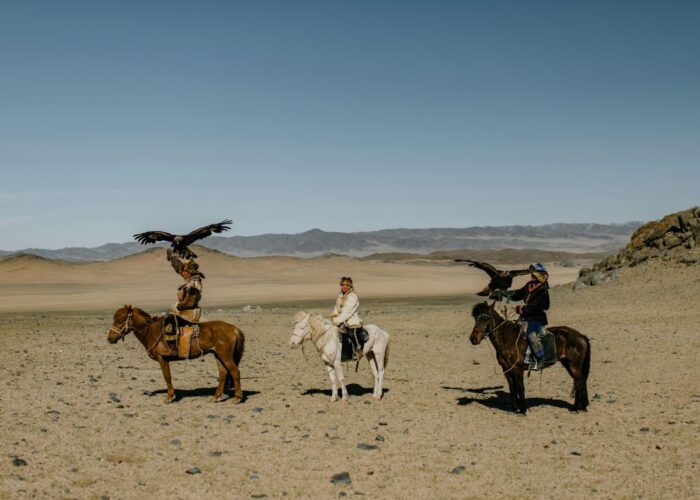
524,329,557,370
339,328,368,362
163,310,201,358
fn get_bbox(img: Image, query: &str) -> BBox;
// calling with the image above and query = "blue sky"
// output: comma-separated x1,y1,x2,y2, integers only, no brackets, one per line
1,1,698,250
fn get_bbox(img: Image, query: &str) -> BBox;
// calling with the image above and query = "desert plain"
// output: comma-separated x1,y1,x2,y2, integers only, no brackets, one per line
0,249,698,498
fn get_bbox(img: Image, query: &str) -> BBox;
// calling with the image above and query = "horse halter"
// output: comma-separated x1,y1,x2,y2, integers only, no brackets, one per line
290,315,311,347
110,310,134,342
474,309,507,341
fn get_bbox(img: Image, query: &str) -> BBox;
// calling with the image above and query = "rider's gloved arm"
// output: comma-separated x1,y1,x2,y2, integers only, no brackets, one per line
167,248,184,274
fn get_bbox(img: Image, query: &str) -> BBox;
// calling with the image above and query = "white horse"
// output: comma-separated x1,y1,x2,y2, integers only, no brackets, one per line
289,312,390,401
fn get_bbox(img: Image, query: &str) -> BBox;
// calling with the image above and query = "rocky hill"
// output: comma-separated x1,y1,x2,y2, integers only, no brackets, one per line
576,207,699,288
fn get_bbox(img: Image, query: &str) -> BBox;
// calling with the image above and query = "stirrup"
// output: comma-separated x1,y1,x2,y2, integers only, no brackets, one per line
529,357,543,371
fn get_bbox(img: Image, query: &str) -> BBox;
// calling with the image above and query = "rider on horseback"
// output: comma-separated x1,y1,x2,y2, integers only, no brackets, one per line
165,249,205,346
493,262,549,370
331,276,367,360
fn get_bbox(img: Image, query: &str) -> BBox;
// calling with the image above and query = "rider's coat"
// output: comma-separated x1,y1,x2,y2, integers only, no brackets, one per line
167,249,203,321
331,288,363,328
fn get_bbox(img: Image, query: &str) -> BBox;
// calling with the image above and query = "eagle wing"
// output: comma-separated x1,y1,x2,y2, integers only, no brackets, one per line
181,219,233,246
457,259,500,279
507,268,531,277
133,230,175,245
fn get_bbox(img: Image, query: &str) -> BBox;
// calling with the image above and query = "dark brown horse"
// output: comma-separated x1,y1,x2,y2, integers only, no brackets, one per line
107,305,245,403
469,302,590,413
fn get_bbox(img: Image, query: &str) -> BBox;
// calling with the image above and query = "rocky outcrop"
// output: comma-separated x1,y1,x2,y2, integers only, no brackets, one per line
575,207,700,289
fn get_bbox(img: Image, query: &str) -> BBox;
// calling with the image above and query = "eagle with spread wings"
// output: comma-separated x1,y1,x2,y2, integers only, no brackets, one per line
133,219,232,259
454,259,531,296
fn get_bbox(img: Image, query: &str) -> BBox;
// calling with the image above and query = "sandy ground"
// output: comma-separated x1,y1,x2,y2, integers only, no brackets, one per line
0,248,582,313
0,257,698,498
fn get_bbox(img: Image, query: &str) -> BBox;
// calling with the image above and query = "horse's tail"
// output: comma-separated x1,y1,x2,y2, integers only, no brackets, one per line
233,329,245,367
575,335,591,410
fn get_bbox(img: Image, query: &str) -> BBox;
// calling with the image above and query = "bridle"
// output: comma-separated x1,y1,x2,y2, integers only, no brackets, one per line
473,309,509,341
109,310,134,342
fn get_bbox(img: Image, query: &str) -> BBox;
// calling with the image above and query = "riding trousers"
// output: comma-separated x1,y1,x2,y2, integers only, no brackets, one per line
524,320,545,359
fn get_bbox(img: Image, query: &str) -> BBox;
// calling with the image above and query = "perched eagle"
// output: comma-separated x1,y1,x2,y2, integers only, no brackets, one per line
133,219,232,259
454,259,531,296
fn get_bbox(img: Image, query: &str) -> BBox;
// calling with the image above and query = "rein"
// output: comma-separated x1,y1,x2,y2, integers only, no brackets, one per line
111,310,162,352
477,309,523,375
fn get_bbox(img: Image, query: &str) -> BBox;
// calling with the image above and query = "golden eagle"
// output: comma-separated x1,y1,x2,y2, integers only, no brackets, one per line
454,259,531,296
134,219,232,259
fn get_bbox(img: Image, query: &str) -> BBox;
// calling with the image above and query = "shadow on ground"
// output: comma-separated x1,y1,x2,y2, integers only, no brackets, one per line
302,383,389,398
147,387,261,402
441,385,571,411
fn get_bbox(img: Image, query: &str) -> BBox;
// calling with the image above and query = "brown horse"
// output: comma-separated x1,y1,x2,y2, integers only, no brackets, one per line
469,302,590,413
107,305,245,403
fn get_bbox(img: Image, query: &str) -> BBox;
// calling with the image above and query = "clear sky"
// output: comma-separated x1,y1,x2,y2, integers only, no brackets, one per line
1,1,698,250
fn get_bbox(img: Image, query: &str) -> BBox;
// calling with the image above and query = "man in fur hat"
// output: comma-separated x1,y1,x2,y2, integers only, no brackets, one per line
331,276,366,359
494,263,550,370
167,248,204,319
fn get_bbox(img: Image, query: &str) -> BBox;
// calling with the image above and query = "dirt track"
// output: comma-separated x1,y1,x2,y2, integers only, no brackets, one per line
0,260,699,498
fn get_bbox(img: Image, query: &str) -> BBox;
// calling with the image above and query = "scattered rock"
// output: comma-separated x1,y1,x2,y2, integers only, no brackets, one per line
330,472,352,485
208,451,223,457
186,467,201,475
375,435,385,442
640,427,650,432
251,407,263,414
170,439,181,446
12,457,27,466
357,443,378,451
570,451,582,456
450,466,465,475
109,393,121,403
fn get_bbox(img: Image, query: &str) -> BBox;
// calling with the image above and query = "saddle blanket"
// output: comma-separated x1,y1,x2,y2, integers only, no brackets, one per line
340,328,368,362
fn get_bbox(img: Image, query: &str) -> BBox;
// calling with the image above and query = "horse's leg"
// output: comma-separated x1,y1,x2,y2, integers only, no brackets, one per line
512,367,527,414
374,348,386,400
156,357,175,403
212,358,228,402
366,352,380,399
561,356,588,412
325,365,339,402
335,359,349,401
219,353,242,403
504,372,518,412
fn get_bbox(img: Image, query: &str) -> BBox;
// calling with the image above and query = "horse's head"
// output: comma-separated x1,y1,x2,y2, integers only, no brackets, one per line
107,305,134,344
470,301,495,345
289,311,312,348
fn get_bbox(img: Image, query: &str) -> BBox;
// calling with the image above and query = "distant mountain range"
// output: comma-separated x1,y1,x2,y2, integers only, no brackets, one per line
0,222,641,262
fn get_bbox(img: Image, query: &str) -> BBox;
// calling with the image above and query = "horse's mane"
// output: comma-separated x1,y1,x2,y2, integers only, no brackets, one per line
471,302,491,319
293,311,309,323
